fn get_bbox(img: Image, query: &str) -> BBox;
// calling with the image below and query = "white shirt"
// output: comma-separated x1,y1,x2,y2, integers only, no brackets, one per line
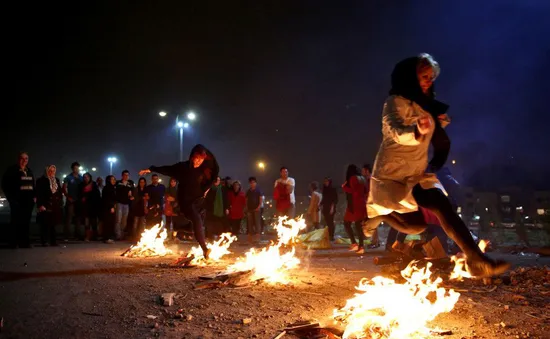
274,177,296,204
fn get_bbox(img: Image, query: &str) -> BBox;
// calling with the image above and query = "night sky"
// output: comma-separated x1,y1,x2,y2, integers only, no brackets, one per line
6,1,550,194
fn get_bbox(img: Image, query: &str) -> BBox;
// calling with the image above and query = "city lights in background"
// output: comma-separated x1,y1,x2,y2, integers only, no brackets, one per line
452,160,457,165
159,111,167,117
107,157,117,175
187,111,196,120
257,161,266,170
91,167,97,172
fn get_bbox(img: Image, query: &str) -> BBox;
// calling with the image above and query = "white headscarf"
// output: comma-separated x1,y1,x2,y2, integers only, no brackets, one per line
46,165,58,194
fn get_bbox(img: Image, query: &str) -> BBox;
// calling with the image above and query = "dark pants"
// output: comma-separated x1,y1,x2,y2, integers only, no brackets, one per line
181,201,207,253
344,220,364,248
411,185,483,260
260,208,265,233
205,214,225,239
103,211,116,240
247,211,261,235
323,210,335,240
39,211,58,245
9,202,34,247
386,227,407,249
229,218,242,235
64,201,82,239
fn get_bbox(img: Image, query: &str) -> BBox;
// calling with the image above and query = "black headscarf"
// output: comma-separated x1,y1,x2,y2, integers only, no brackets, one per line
389,56,451,171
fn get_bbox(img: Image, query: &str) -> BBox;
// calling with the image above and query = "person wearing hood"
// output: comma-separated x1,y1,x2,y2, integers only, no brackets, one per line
139,144,219,259
101,175,117,243
321,177,338,241
1,152,35,248
35,165,63,246
366,53,509,277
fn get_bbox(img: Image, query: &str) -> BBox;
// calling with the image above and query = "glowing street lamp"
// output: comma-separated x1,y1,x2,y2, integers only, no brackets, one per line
176,121,184,128
257,161,266,170
159,111,167,117
107,157,117,175
91,167,97,172
187,111,196,121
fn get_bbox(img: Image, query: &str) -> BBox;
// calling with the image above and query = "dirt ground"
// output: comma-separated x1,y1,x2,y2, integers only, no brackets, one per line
0,239,549,339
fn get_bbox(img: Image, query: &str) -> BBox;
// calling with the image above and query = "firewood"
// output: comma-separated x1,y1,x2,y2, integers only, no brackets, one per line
284,322,321,331
194,280,225,289
272,330,286,339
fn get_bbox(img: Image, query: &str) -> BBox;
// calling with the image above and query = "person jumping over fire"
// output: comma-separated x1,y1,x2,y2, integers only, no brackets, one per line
139,144,219,259
366,53,510,277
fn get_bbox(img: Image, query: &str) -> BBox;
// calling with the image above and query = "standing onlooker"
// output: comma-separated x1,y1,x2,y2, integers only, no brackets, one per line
321,177,338,241
115,170,135,240
62,162,83,240
36,165,63,246
361,164,378,248
79,173,101,241
96,177,104,194
245,177,263,245
273,167,296,218
95,176,105,237
164,177,179,237
147,174,165,226
1,152,36,248
102,175,117,243
227,180,246,236
342,164,368,254
132,177,148,238
260,193,266,234
307,181,322,231
204,176,228,239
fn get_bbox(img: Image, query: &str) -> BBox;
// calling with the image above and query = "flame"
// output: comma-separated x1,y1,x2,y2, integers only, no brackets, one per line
123,223,172,257
334,262,460,339
187,232,238,265
226,216,307,284
449,239,490,281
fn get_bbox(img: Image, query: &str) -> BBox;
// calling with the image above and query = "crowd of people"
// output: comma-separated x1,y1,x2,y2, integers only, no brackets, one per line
1,53,512,277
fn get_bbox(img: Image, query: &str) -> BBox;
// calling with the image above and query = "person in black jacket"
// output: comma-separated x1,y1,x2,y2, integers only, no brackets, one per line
321,177,338,241
101,175,117,243
140,144,219,259
79,173,102,241
1,152,35,248
36,165,63,246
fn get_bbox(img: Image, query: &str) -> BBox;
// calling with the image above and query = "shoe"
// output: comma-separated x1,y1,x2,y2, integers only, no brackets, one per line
368,243,380,249
467,257,511,278
105,239,115,244
348,244,359,252
356,248,365,254
203,249,212,260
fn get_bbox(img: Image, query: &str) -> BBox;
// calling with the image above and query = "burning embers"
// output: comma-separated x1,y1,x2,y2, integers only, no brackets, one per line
122,223,172,258
225,216,307,284
334,262,460,339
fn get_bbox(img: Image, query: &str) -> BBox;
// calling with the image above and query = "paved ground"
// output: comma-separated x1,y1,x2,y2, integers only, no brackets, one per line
0,239,549,339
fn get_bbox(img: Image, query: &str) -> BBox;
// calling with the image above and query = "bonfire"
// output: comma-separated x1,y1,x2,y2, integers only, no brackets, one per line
225,216,307,284
450,239,490,281
122,223,172,258
334,262,460,339
187,232,238,265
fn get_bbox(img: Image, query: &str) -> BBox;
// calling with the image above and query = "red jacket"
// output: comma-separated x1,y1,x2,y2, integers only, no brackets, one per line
227,190,246,220
343,175,367,222
274,182,291,212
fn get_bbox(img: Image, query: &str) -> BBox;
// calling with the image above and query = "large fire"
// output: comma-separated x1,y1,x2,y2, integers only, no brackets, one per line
334,262,460,339
226,216,307,284
123,223,172,257
450,239,490,281
187,232,238,265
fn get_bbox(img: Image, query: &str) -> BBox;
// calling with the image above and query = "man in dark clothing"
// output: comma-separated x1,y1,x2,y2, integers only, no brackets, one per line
115,170,135,239
1,152,36,248
204,176,228,239
147,174,165,226
140,144,219,259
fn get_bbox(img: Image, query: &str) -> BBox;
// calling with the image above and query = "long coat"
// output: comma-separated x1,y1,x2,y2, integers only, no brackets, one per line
307,191,322,223
343,175,368,222
367,95,447,217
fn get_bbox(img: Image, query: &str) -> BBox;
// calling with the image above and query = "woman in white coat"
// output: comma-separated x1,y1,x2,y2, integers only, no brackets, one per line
367,54,509,277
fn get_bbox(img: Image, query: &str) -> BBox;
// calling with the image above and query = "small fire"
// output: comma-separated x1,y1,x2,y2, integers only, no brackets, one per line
226,216,307,284
334,262,460,339
123,223,172,257
450,239,490,281
187,232,238,265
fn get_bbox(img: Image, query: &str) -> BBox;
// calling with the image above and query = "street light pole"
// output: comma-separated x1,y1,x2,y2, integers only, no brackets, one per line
107,157,117,175
179,126,184,162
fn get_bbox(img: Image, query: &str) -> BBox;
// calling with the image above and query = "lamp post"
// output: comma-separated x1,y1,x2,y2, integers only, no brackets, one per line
159,110,196,162
107,157,117,175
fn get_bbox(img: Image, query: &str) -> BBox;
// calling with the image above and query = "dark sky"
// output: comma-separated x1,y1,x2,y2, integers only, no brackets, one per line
6,1,550,194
